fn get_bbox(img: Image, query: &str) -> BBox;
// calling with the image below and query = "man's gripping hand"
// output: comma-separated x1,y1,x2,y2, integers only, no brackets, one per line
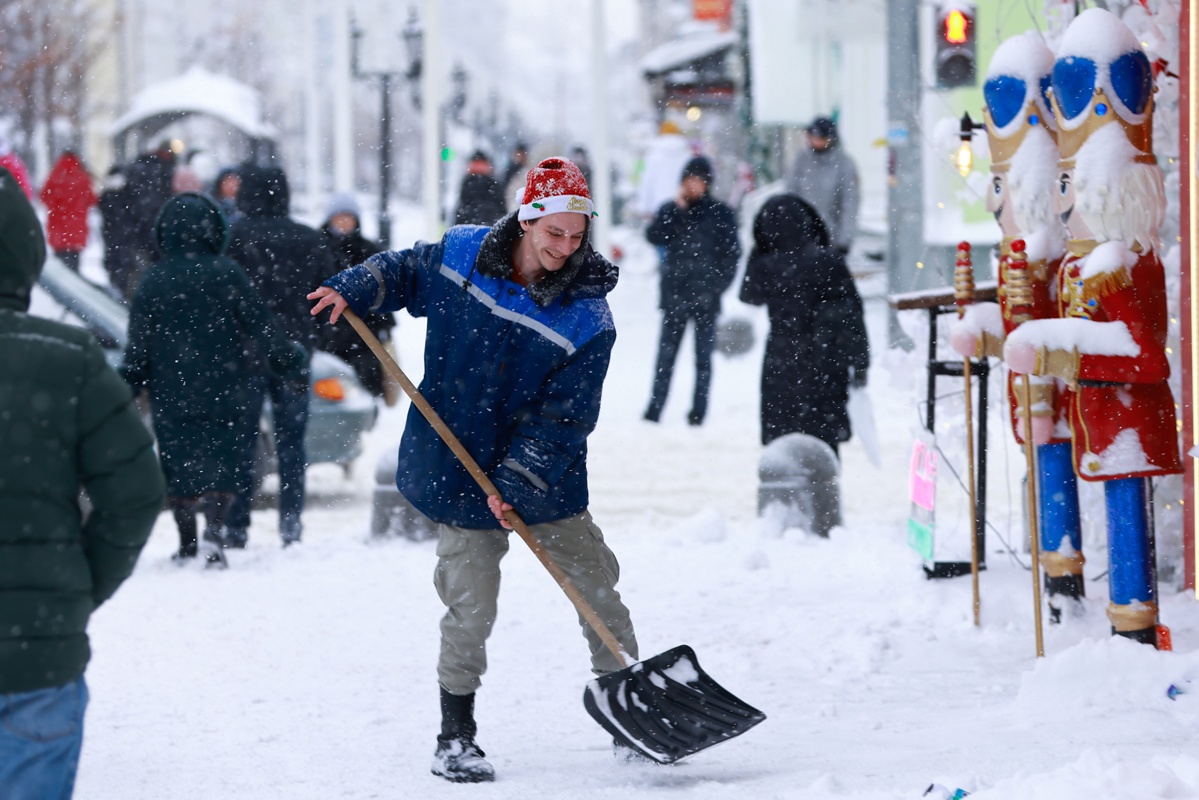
487,495,514,530
308,286,349,325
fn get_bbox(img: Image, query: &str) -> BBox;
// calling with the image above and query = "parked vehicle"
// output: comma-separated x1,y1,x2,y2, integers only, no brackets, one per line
32,257,377,478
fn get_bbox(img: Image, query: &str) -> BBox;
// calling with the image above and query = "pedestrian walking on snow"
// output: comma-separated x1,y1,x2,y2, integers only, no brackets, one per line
309,157,639,784
39,150,97,272
0,166,165,798
643,155,740,425
739,194,869,453
225,165,334,548
121,193,306,565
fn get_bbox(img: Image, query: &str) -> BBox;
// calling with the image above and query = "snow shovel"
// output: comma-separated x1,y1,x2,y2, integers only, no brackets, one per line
342,309,766,763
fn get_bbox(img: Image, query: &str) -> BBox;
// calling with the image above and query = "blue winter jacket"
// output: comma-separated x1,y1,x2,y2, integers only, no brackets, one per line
323,212,619,528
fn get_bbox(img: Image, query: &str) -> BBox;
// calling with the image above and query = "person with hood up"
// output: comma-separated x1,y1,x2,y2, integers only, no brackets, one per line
39,150,97,272
225,164,334,548
0,165,164,797
643,155,740,426
319,192,395,400
453,151,508,226
309,157,640,783
784,116,860,255
739,194,869,453
121,193,306,565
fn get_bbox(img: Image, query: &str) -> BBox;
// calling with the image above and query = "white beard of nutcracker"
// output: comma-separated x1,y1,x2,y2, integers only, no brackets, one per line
951,30,1085,622
1005,8,1181,647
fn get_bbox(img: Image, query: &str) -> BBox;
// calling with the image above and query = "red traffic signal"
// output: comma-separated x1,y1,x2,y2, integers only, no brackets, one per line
944,9,969,44
934,5,976,89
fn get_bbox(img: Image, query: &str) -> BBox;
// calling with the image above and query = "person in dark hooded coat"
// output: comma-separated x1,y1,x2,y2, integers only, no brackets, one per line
121,193,305,562
224,164,334,547
739,194,869,453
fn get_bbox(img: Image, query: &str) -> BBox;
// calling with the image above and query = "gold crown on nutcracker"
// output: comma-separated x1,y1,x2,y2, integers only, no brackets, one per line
1047,8,1156,165
982,34,1057,170
984,98,1056,169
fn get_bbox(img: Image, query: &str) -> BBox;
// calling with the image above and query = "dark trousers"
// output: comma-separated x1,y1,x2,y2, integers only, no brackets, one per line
646,304,717,423
229,372,309,535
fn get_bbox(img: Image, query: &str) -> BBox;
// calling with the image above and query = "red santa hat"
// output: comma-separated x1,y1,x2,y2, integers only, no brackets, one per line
517,157,596,221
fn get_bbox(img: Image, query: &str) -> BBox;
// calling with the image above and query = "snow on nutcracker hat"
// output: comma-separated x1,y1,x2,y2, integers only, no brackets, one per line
517,157,596,221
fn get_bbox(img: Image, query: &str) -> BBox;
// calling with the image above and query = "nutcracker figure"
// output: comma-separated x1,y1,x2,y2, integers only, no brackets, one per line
949,31,1084,620
1005,8,1181,646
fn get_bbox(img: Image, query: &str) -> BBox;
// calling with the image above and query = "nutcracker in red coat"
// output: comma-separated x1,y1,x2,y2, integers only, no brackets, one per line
949,32,1085,617
1005,8,1181,646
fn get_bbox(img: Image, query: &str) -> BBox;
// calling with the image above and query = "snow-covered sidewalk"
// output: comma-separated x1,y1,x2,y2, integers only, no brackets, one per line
76,229,1199,799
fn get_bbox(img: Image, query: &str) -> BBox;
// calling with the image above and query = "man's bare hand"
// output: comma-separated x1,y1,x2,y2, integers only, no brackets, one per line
308,286,349,325
487,495,514,530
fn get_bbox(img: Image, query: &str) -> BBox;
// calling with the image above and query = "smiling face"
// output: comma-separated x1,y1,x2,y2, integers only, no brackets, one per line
516,212,587,282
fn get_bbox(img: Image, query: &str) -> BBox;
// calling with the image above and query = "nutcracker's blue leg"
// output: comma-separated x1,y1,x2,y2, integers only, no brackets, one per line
1037,441,1084,621
1105,477,1158,646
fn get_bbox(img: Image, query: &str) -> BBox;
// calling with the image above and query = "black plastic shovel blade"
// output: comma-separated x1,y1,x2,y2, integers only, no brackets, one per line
583,644,766,764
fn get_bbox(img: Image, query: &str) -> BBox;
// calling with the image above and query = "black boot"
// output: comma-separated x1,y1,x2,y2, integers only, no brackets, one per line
169,497,199,562
199,492,232,569
431,688,495,783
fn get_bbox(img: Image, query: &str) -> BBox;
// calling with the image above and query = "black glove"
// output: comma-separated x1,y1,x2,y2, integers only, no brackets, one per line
851,368,868,388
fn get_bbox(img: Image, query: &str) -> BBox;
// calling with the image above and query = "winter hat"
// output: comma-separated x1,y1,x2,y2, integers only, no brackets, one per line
325,191,360,220
517,157,596,221
808,117,837,140
680,155,713,185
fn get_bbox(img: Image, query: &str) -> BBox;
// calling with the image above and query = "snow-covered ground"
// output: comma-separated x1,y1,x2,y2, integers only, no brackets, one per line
69,214,1199,799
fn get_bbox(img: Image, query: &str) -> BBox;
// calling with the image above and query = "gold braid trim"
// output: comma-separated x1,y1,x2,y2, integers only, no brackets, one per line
1082,267,1131,302
1106,601,1158,632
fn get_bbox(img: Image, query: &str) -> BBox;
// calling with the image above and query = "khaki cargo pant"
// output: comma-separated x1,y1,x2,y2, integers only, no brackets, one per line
435,510,639,696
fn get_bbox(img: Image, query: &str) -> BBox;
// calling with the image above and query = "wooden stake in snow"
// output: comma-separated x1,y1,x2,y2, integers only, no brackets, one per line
1008,240,1046,657
953,241,981,628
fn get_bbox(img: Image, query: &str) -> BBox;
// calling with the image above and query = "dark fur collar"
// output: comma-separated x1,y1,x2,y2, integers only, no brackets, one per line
473,212,616,306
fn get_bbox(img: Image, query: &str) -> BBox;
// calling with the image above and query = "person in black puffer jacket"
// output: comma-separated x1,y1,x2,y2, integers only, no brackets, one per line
739,194,869,453
0,166,165,797
643,155,740,426
225,164,335,547
453,151,508,226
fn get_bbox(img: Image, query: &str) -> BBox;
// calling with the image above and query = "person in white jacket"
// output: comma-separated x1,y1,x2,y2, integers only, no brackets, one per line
633,121,693,220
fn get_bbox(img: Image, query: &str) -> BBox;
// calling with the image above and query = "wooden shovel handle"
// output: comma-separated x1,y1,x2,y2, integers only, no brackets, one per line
342,309,631,667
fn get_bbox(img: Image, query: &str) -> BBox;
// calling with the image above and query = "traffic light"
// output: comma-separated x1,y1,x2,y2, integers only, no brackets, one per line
934,4,976,89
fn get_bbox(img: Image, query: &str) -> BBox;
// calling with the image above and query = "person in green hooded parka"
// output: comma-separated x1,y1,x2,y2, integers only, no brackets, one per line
121,192,304,563
0,165,164,797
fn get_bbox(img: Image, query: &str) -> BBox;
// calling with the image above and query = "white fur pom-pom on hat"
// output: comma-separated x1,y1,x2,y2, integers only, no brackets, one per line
517,157,596,221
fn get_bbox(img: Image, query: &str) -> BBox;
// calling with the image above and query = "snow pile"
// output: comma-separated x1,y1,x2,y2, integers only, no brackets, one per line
1015,635,1199,719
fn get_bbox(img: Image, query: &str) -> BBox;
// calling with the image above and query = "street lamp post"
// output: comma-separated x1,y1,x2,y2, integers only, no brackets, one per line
350,9,422,249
